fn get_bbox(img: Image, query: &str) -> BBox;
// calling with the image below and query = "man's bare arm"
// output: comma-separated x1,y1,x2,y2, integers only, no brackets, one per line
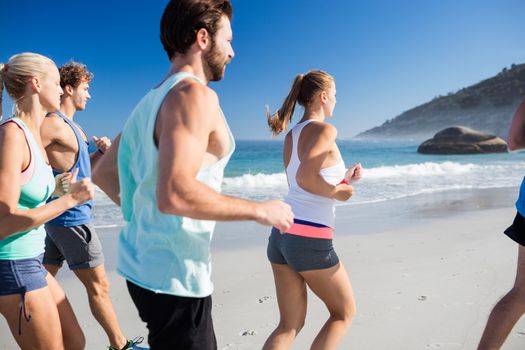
508,98,525,151
156,81,293,229
40,114,64,148
92,134,121,206
90,136,112,169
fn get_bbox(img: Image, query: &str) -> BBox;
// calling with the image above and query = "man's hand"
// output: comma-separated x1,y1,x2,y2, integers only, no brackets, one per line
254,200,294,231
92,136,111,154
51,171,74,197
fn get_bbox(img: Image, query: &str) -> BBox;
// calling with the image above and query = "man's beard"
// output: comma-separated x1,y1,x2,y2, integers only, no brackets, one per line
203,40,227,82
75,100,86,111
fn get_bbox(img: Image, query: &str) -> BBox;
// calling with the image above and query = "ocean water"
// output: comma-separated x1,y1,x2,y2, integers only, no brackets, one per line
92,140,525,228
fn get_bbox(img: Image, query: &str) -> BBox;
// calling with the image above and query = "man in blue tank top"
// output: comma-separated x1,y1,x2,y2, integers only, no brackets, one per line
92,1,294,349
40,62,145,350
478,98,525,350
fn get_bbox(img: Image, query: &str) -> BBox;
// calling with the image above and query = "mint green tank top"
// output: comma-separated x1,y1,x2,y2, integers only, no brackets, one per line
0,118,56,260
117,72,235,297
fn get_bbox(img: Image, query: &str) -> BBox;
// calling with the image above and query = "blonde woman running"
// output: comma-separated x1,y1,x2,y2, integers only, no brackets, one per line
264,70,362,350
0,53,93,349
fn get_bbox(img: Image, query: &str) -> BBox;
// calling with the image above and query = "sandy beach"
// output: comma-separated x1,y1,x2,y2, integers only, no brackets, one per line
2,187,525,349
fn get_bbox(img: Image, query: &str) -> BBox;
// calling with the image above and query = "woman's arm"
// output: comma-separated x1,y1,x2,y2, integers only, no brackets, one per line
296,122,353,201
0,124,93,239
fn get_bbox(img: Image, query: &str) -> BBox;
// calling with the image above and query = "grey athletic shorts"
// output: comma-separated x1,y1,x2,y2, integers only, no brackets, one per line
43,223,104,270
267,227,339,272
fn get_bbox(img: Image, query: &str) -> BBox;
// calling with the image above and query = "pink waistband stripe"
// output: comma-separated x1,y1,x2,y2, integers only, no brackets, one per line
276,220,334,239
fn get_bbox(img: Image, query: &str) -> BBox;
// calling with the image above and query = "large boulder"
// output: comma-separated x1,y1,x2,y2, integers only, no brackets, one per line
417,126,508,154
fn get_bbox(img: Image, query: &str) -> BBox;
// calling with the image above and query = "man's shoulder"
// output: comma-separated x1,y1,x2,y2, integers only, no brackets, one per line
42,113,67,130
167,79,219,106
160,80,220,128
41,113,73,145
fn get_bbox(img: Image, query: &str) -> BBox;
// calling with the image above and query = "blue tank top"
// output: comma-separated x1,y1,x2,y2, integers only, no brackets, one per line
516,177,525,216
46,111,92,226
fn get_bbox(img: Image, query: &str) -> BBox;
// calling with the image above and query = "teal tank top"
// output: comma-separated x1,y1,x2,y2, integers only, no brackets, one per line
117,72,235,297
0,118,56,260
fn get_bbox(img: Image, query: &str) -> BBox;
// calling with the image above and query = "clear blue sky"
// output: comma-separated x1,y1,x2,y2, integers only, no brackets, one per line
1,0,524,140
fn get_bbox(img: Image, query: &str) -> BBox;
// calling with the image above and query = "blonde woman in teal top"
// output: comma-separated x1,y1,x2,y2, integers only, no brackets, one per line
0,53,93,349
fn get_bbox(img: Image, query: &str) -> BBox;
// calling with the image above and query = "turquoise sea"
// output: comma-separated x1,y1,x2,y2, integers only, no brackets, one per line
92,140,525,227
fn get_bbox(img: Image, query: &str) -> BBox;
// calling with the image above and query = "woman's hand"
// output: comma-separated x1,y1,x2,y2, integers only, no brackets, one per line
64,168,94,206
345,163,362,183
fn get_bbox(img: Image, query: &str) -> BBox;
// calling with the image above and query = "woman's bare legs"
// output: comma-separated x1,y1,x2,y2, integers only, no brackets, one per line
0,273,84,350
263,262,355,350
263,263,308,350
300,262,356,350
47,273,85,349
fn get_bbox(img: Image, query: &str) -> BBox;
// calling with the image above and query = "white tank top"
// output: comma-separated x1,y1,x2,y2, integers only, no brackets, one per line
284,120,346,228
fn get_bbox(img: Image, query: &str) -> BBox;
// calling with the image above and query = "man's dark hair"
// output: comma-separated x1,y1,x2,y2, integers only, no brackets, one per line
160,0,232,60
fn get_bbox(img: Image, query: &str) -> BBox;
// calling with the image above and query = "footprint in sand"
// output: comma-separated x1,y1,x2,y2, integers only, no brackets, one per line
258,296,271,303
425,342,462,348
223,343,253,350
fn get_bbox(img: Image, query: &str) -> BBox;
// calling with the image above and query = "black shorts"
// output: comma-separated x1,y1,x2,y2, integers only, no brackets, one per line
504,211,525,246
127,280,216,350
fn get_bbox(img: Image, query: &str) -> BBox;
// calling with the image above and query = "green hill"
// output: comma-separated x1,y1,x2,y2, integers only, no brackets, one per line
357,63,525,139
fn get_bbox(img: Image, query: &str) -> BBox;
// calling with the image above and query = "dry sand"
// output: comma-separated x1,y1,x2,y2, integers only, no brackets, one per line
2,187,525,349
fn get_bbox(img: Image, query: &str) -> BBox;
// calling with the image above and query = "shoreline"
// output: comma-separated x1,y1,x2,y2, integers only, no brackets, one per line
210,186,521,251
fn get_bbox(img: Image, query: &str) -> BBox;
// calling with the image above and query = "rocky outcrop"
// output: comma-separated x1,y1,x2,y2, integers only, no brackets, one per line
417,126,508,154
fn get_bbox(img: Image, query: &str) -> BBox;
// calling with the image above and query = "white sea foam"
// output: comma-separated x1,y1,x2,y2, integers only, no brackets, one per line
91,161,525,227
364,161,476,178
220,161,525,203
222,172,287,188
